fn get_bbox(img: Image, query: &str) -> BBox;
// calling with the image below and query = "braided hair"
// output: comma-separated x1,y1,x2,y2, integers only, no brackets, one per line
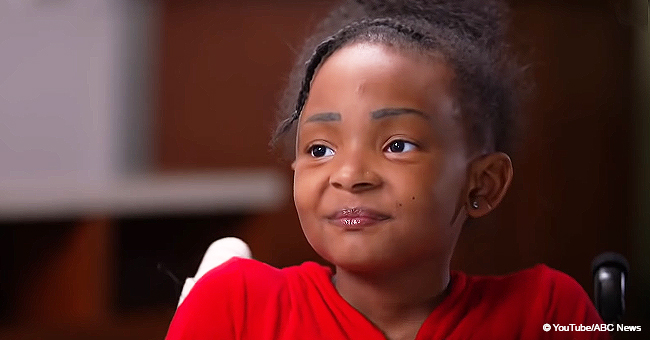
273,0,523,157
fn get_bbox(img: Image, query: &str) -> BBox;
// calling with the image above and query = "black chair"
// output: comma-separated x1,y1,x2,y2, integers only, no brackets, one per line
592,252,629,325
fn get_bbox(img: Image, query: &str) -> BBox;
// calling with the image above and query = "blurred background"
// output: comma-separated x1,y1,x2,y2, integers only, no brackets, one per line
0,0,648,339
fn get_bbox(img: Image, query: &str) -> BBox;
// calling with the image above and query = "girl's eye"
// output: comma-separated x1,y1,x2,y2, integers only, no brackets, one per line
385,140,417,153
309,144,334,158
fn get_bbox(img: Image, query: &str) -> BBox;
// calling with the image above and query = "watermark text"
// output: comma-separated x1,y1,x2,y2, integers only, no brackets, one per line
542,323,641,332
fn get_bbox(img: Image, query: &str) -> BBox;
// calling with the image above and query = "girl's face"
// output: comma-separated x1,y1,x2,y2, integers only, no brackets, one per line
293,43,471,273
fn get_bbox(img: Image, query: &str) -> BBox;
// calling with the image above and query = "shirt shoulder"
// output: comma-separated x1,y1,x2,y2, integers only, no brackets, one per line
526,265,606,323
166,259,337,340
165,258,290,340
199,256,288,289
495,265,599,315
434,265,609,340
518,265,609,339
462,264,595,304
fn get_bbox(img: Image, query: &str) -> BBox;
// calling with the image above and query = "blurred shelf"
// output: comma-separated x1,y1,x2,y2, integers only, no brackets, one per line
0,169,288,221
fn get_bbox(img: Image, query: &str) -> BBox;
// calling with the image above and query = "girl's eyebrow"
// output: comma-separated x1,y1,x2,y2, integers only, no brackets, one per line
304,112,341,123
370,107,430,120
303,107,429,123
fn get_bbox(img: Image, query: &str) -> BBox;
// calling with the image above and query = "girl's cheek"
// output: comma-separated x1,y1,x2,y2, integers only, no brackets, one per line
294,171,316,205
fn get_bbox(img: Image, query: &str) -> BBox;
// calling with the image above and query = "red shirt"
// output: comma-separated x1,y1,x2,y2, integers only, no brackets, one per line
166,258,610,340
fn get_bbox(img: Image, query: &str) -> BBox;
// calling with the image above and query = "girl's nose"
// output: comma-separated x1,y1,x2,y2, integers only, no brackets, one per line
329,152,382,193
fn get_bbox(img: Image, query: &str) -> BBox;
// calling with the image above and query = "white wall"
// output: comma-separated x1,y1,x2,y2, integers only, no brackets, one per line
0,1,286,219
0,0,159,185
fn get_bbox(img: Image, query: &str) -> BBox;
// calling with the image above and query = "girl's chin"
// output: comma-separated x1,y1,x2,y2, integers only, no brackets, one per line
326,252,401,275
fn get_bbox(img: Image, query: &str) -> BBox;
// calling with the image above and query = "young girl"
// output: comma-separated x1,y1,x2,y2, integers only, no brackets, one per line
166,1,608,339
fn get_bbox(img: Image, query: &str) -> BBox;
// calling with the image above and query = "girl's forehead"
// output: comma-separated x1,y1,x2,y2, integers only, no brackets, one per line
300,42,457,122
321,42,451,83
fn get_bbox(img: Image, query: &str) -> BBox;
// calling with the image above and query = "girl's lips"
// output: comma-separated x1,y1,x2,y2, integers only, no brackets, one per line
326,207,391,229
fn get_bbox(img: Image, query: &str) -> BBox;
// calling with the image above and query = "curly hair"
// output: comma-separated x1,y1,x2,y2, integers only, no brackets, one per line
272,0,524,157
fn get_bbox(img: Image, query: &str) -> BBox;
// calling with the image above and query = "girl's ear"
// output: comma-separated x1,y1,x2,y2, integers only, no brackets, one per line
465,152,513,218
